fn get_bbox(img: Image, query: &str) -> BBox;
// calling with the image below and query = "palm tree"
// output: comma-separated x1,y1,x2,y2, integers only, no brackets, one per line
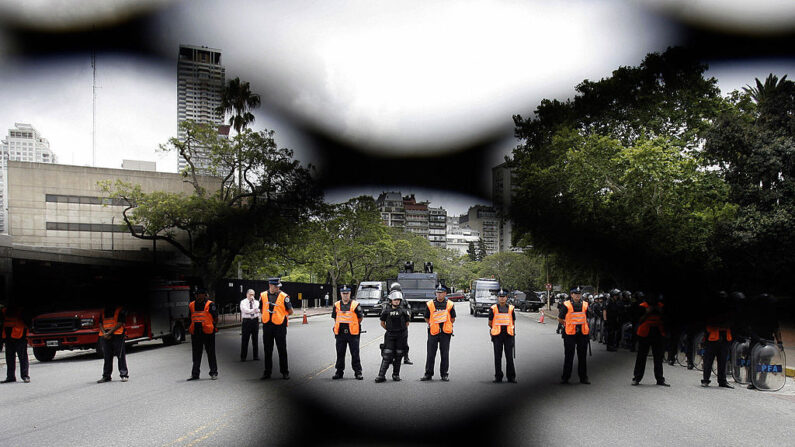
216,78,261,190
743,74,788,105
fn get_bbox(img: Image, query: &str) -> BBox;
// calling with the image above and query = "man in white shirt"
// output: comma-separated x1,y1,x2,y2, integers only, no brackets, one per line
240,289,260,361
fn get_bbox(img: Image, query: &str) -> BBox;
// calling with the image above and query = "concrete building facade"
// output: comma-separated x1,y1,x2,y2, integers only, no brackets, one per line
460,205,499,256
428,206,447,248
403,195,429,239
177,44,226,173
5,161,214,254
376,191,447,247
376,191,405,229
1,123,57,233
492,161,519,252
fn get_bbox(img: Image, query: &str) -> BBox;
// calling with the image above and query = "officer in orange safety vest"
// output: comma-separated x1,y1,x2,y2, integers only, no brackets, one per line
1,304,31,384
631,293,669,387
421,284,456,382
557,287,590,384
701,291,735,388
331,285,364,380
260,277,293,380
488,289,517,383
97,303,129,383
187,287,218,381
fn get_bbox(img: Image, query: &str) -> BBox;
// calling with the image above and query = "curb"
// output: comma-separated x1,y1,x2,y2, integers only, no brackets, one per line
787,367,795,378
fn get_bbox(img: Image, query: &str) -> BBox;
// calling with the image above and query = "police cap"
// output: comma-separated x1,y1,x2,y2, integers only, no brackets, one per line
435,284,448,293
339,284,351,293
268,277,281,285
497,289,508,297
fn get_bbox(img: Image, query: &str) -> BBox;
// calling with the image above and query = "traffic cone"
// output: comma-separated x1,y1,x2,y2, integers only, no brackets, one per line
538,309,545,324
302,310,308,325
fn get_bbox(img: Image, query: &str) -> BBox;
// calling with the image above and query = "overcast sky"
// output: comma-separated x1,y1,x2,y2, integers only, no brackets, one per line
0,0,793,215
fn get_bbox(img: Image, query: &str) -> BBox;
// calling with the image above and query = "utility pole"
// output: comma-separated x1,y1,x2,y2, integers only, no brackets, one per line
91,45,97,167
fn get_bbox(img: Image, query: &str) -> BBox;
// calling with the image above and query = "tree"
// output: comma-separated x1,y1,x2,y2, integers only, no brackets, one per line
217,77,262,191
511,47,731,293
101,121,320,292
476,238,487,262
477,252,543,291
466,242,477,262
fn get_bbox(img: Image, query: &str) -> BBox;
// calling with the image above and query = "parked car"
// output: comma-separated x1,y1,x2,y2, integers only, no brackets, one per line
511,290,545,312
446,292,466,302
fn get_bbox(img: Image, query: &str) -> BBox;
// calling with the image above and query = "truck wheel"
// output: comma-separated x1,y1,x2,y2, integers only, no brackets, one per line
33,347,56,362
163,324,185,345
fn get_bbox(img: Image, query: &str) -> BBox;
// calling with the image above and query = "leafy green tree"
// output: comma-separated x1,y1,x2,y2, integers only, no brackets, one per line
476,238,487,262
101,121,319,292
466,242,477,262
705,74,795,292
477,252,543,291
511,47,731,292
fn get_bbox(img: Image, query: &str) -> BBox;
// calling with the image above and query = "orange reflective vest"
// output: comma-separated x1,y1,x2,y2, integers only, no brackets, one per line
189,300,215,334
2,308,26,339
490,304,515,336
100,307,125,335
636,302,666,337
564,301,589,335
333,300,361,335
261,291,289,326
427,300,454,335
706,325,732,342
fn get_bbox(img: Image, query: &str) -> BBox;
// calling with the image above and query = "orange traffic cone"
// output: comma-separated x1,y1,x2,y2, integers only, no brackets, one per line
538,309,545,324
302,310,308,325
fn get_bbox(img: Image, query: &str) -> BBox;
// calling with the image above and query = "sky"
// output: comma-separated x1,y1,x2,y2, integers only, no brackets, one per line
0,0,793,215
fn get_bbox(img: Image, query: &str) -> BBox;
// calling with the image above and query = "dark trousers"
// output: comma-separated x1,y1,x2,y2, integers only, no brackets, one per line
4,338,29,380
334,332,362,373
425,332,452,377
401,332,410,359
703,339,730,384
562,333,588,381
262,323,288,375
190,332,217,377
240,319,260,360
101,334,128,378
633,334,665,383
492,334,516,380
605,323,619,350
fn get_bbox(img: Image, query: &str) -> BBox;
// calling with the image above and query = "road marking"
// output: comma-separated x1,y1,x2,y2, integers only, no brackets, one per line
161,424,210,447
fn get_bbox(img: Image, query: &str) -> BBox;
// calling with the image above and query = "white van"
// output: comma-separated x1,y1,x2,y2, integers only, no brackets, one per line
355,281,387,316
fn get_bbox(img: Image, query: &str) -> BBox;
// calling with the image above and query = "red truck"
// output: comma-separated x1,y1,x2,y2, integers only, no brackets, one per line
28,283,191,362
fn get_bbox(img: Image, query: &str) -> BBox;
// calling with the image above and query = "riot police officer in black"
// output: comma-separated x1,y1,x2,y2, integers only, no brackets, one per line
376,284,411,382
604,289,621,351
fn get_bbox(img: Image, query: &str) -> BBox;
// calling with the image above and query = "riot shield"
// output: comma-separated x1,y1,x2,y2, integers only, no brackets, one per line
676,332,689,367
731,338,751,384
750,340,787,391
692,331,706,371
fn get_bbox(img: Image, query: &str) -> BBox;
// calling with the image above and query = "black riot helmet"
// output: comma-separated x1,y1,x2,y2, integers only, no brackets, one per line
634,291,645,300
609,289,621,297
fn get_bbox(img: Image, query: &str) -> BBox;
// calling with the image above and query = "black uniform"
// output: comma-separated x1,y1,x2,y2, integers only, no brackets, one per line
2,307,31,382
378,304,411,379
559,300,589,383
331,300,364,376
604,298,621,351
100,306,129,380
189,299,218,379
423,299,456,378
702,309,733,386
262,291,292,378
488,304,516,382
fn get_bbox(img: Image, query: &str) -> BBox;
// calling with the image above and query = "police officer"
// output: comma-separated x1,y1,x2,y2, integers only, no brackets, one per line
558,287,590,384
187,287,218,381
604,289,621,351
421,284,456,382
701,291,734,388
376,284,411,382
619,290,634,350
97,303,129,383
488,289,517,383
1,304,31,384
260,278,294,380
632,293,669,386
332,285,364,380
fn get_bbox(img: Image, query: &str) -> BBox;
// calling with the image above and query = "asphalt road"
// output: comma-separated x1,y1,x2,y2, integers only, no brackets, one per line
1,302,792,446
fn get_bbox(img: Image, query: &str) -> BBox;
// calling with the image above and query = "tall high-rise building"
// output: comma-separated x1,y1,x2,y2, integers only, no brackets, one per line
403,195,429,239
492,161,520,252
428,206,447,248
376,191,405,229
460,205,499,256
376,191,447,247
1,123,56,233
177,44,226,173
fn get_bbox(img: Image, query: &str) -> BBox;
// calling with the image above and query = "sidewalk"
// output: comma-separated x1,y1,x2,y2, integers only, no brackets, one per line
534,306,795,377
216,305,333,329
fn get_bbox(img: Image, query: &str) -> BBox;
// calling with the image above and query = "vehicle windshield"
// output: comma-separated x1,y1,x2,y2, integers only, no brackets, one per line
356,289,381,300
399,279,436,290
476,289,499,301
